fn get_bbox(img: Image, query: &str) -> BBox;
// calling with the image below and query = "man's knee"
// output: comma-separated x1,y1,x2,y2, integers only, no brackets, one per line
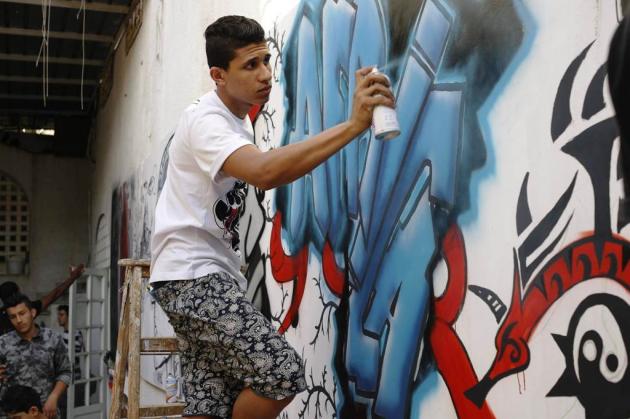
278,394,295,407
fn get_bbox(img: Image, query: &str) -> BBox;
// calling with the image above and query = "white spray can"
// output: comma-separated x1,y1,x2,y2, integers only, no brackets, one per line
370,67,400,141
165,373,178,403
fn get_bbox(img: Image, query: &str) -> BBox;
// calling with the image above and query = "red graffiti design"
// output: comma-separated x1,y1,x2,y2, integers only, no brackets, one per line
431,228,630,416
429,224,496,419
248,104,262,122
269,212,345,333
468,235,630,405
270,212,309,333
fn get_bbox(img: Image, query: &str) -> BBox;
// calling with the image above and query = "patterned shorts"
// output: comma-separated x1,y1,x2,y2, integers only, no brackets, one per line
152,272,306,418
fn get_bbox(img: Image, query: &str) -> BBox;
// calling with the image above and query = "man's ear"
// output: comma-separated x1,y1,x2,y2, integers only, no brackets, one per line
210,66,226,86
30,308,37,318
28,405,40,415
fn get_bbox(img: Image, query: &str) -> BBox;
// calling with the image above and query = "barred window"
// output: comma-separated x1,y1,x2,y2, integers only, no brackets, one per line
0,172,29,270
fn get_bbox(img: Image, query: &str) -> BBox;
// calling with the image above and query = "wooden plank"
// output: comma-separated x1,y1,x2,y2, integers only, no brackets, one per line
0,0,129,13
118,259,151,278
124,0,143,54
0,52,104,66
121,403,185,418
127,266,143,419
0,26,113,42
139,403,186,417
118,259,151,267
109,267,131,419
0,93,84,102
140,337,178,354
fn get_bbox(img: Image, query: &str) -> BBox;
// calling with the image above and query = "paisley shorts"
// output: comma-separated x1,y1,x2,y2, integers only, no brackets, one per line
152,272,306,418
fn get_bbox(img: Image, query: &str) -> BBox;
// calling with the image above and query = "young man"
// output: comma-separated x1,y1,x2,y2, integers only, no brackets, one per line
150,15,394,419
0,265,85,335
0,294,71,419
1,385,47,419
56,305,85,419
56,305,84,370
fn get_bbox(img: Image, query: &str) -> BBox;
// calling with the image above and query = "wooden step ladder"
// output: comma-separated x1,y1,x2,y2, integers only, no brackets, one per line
109,259,185,419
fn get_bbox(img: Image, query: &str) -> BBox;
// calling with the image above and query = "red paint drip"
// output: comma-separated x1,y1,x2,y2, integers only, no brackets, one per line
269,212,309,333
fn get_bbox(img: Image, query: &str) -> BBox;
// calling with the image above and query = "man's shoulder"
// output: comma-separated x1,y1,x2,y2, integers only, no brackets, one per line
0,330,19,344
40,327,63,341
186,91,235,125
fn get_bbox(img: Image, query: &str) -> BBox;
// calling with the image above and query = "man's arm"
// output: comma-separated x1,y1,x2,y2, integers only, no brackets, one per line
222,67,395,190
53,332,73,387
39,264,85,312
42,380,67,418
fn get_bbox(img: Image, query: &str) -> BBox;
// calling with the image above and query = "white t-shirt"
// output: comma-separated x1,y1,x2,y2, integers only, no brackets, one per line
150,90,254,289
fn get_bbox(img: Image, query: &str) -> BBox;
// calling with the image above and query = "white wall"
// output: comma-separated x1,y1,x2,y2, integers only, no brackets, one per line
90,0,264,236
0,143,90,327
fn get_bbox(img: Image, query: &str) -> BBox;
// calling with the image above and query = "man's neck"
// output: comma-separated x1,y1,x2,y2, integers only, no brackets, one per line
215,88,249,119
18,325,39,341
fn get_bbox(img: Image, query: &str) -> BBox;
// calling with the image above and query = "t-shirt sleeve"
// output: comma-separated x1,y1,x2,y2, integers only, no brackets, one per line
188,112,254,182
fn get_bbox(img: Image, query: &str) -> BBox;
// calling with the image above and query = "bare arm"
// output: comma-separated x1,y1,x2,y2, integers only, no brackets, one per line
43,381,68,418
222,67,395,190
39,264,85,312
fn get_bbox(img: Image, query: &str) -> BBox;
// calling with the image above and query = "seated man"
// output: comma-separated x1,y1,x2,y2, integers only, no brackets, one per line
1,385,47,419
0,294,71,418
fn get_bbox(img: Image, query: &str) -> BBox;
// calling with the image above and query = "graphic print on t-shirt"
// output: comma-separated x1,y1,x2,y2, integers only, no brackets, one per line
213,181,247,252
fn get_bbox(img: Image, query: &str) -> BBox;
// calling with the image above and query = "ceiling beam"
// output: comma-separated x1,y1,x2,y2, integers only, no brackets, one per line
0,108,89,116
0,75,98,85
0,93,86,102
0,52,104,66
0,26,113,43
0,0,129,14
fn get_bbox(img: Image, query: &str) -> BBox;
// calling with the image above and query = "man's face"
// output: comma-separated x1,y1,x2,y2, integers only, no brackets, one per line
6,303,36,335
7,407,44,419
57,309,68,329
214,42,272,112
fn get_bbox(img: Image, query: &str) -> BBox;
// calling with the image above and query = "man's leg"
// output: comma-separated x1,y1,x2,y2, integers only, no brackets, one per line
205,273,305,418
153,274,306,417
232,388,294,419
152,280,238,418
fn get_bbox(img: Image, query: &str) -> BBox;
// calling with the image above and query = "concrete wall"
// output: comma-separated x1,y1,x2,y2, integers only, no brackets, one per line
248,0,629,418
89,0,265,404
91,0,630,417
0,143,90,327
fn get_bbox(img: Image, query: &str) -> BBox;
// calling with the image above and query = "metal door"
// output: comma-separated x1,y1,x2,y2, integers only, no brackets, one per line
67,268,109,419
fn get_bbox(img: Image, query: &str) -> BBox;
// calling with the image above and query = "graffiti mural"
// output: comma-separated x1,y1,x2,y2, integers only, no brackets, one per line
102,0,628,416
243,0,630,418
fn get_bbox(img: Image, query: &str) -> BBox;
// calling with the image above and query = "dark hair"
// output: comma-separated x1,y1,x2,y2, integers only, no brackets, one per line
0,281,19,301
58,304,69,313
204,15,265,69
1,385,42,414
3,293,33,310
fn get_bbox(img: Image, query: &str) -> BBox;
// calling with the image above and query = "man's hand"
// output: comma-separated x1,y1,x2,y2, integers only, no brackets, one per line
43,394,58,418
349,67,396,133
69,264,85,279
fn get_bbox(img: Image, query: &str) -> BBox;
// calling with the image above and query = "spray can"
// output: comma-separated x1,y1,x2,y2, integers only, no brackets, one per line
370,67,400,141
165,373,178,403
